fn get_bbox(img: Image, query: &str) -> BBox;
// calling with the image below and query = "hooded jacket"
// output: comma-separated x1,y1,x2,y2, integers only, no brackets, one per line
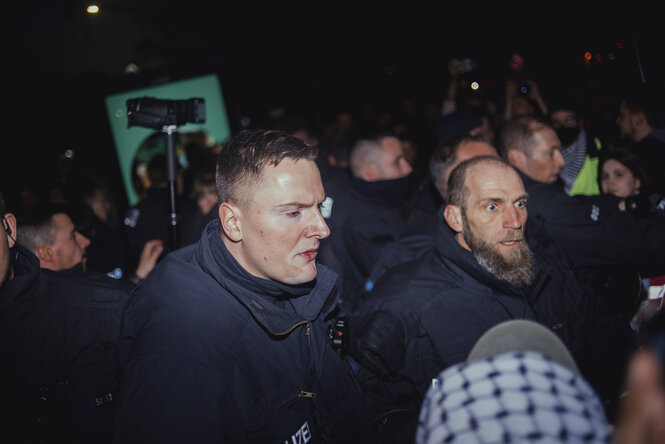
113,220,374,443
318,175,433,314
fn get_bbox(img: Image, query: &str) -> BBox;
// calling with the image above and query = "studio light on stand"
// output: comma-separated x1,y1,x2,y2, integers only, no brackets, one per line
126,97,206,251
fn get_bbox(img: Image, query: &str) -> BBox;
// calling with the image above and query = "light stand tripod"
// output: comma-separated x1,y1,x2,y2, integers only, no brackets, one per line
162,125,180,251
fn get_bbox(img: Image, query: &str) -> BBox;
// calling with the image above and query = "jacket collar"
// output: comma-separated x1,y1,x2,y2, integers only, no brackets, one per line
0,244,43,317
348,175,412,206
194,220,338,335
433,221,551,301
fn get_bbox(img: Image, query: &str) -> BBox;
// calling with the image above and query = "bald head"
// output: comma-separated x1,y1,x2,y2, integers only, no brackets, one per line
447,156,517,208
430,133,498,201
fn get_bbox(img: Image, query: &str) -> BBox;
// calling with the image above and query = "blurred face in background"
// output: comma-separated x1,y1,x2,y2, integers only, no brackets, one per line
46,213,90,271
375,136,413,180
524,126,566,183
196,184,218,215
601,159,641,199
616,100,637,141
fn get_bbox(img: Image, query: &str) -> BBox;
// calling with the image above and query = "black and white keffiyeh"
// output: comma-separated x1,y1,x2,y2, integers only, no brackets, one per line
416,351,612,443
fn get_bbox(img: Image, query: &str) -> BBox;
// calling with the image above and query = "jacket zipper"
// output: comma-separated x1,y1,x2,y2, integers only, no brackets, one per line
275,320,308,336
276,321,317,399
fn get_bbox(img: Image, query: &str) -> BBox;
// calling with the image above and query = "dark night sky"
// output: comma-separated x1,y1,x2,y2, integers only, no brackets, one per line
3,3,664,210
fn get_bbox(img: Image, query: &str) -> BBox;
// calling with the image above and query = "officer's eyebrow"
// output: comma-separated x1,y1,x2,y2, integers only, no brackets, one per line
276,193,328,207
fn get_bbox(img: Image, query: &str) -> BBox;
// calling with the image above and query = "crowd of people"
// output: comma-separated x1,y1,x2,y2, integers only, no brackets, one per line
1,59,664,443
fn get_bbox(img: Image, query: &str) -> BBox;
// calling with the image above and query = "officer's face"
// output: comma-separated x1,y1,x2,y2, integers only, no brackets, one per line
375,136,412,180
48,213,90,271
524,127,566,184
232,158,330,285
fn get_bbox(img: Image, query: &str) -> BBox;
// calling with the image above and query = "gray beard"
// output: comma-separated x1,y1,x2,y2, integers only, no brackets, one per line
462,213,534,288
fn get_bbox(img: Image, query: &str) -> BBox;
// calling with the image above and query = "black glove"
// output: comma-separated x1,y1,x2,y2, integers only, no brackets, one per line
346,311,406,378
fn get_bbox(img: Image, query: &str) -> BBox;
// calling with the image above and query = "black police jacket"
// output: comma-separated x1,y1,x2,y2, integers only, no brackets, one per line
113,220,374,444
0,244,133,443
520,172,665,274
318,175,433,314
349,222,634,425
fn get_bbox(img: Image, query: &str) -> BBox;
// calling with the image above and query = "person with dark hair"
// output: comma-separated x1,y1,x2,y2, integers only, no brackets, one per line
548,95,605,196
178,161,219,248
16,203,91,272
598,148,661,216
123,153,198,263
614,87,665,198
0,189,134,443
113,129,375,443
345,156,629,440
500,115,665,314
597,148,665,331
79,177,141,278
17,201,162,286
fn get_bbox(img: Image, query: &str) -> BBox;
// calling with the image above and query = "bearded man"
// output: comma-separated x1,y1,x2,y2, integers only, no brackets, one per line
345,156,633,437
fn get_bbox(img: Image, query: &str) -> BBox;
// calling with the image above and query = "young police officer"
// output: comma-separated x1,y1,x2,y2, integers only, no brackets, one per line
113,130,375,443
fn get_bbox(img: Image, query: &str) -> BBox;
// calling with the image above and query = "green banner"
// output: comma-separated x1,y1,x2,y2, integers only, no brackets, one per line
105,74,231,206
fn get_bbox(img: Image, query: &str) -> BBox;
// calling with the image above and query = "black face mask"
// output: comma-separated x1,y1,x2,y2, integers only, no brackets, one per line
555,126,580,147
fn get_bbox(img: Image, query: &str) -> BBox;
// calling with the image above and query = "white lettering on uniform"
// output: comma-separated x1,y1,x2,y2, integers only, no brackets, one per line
284,421,311,444
321,196,333,219
590,204,600,222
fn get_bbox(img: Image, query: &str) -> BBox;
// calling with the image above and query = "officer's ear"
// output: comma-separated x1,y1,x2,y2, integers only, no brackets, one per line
35,244,55,267
2,213,16,248
443,204,463,233
507,148,528,174
219,201,243,242
362,163,380,182
632,111,646,128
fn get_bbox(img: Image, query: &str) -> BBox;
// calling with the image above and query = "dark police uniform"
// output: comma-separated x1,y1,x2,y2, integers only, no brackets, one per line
520,171,665,318
0,244,133,443
113,220,374,443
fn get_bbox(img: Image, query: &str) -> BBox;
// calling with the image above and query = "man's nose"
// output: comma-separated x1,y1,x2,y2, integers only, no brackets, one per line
400,158,413,176
76,232,90,249
307,211,330,239
554,148,566,168
503,206,522,229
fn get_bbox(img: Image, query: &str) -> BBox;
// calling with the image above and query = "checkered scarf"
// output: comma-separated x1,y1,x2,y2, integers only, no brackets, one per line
416,351,612,443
